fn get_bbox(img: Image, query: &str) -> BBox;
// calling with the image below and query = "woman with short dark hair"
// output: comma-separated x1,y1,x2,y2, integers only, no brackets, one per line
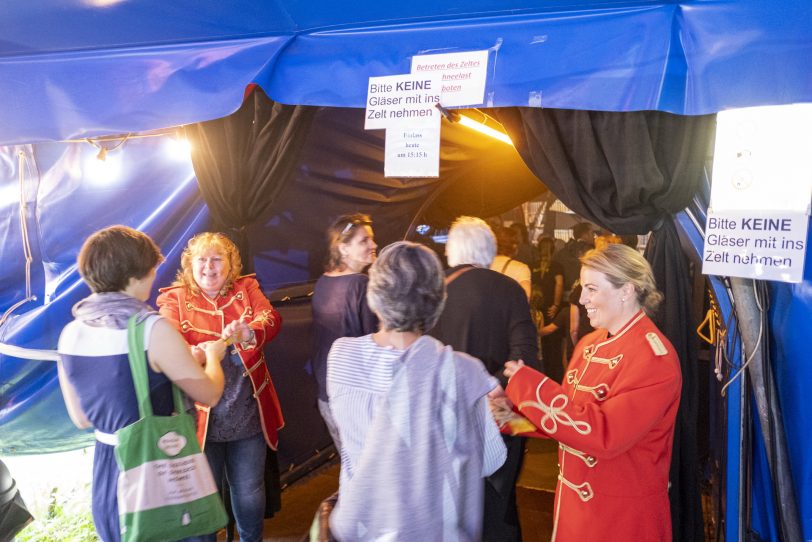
57,225,226,542
503,243,681,541
327,241,507,540
311,213,378,451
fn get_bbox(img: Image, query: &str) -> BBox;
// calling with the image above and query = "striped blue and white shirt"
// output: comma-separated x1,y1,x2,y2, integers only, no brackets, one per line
327,334,507,541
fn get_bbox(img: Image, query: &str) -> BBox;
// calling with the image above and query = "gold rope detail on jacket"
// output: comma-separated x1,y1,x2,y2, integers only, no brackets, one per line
559,443,598,467
518,378,592,435
558,474,594,502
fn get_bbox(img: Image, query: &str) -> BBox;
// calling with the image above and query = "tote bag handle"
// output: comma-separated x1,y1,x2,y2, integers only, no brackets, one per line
126,315,184,419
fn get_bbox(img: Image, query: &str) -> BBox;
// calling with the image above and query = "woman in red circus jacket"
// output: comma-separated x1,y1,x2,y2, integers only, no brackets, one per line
502,243,681,542
157,232,282,542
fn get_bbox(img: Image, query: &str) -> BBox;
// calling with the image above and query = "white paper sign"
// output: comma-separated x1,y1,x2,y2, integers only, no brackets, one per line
702,209,809,282
411,50,489,107
711,105,812,213
365,74,442,130
384,123,441,178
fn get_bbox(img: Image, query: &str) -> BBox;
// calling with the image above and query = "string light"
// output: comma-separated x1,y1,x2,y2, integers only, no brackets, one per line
85,134,129,161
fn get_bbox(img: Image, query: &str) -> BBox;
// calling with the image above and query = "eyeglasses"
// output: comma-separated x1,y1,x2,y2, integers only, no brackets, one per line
340,219,372,236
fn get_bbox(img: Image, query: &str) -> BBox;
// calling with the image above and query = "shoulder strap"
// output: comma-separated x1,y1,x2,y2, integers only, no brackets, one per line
127,315,153,418
127,315,186,417
445,265,474,285
500,258,513,274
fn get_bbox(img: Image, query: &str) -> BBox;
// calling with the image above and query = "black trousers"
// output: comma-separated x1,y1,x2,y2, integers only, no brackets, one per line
483,434,525,542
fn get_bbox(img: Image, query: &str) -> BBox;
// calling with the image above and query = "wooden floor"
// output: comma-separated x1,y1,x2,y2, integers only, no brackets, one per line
244,438,559,542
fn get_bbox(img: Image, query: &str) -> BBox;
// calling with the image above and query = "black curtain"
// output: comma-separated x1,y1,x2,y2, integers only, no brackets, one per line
644,218,701,542
497,107,716,542
185,87,317,271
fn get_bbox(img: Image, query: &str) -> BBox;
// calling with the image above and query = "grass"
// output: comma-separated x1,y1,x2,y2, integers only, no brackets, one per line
16,483,98,541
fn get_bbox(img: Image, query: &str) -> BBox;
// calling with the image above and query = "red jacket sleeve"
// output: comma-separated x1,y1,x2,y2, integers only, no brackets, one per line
505,361,680,459
242,277,282,349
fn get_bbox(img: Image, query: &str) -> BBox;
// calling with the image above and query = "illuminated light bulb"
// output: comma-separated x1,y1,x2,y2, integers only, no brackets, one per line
164,137,193,161
457,115,513,145
84,152,122,185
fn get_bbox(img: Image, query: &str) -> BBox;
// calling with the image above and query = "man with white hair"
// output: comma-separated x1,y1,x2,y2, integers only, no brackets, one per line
430,216,539,542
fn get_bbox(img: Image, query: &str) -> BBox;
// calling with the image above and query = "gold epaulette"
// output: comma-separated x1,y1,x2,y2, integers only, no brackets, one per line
645,332,668,356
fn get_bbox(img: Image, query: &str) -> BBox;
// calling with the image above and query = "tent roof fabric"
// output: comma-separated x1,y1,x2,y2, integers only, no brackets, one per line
1,0,811,144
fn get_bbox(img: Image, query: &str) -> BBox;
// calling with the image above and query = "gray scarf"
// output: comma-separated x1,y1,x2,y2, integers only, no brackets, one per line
72,292,156,329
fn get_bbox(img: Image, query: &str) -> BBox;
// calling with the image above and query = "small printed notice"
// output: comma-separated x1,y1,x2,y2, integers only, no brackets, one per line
702,209,809,283
385,125,440,177
365,74,442,130
411,50,489,107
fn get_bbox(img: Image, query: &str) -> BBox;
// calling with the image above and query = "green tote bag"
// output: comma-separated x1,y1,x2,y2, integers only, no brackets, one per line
114,315,228,541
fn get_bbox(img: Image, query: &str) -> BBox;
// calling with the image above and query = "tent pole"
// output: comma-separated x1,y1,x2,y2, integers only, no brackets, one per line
729,277,801,542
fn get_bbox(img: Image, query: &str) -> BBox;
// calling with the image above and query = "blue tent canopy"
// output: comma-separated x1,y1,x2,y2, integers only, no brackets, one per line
1,0,811,144
1,3,812,541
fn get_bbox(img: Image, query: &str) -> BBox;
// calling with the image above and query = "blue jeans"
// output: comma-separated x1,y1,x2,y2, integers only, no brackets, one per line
198,433,267,542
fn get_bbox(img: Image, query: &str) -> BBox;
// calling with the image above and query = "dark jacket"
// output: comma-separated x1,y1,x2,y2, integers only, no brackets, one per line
430,265,540,385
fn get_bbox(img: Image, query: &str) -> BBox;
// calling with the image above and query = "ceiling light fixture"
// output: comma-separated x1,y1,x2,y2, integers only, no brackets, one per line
435,104,513,145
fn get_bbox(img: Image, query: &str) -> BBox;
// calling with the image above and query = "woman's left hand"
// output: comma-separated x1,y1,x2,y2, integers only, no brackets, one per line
222,318,254,344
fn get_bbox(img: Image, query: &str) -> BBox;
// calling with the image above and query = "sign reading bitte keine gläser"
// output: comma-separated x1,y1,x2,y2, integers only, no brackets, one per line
702,209,808,283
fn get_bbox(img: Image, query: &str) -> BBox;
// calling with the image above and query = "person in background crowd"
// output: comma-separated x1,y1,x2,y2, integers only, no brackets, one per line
568,280,594,354
503,244,682,541
311,213,378,451
491,226,532,300
57,226,226,542
553,222,595,294
327,241,507,540
157,232,282,542
431,216,538,542
538,236,566,382
510,222,537,270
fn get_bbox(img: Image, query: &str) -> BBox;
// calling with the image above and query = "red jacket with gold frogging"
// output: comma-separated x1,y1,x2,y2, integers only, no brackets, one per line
156,275,283,450
505,311,681,541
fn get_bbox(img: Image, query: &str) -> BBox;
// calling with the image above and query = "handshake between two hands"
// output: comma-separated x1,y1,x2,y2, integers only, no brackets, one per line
189,318,255,365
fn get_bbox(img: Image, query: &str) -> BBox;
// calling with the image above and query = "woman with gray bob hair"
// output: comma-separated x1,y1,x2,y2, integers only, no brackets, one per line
446,216,497,268
325,240,507,541
366,241,446,333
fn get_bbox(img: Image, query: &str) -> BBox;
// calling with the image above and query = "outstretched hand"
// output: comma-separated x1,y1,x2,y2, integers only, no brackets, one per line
201,338,227,362
503,359,526,380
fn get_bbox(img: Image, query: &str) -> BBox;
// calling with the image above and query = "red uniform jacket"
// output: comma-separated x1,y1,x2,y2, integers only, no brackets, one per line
505,311,681,541
157,275,284,450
